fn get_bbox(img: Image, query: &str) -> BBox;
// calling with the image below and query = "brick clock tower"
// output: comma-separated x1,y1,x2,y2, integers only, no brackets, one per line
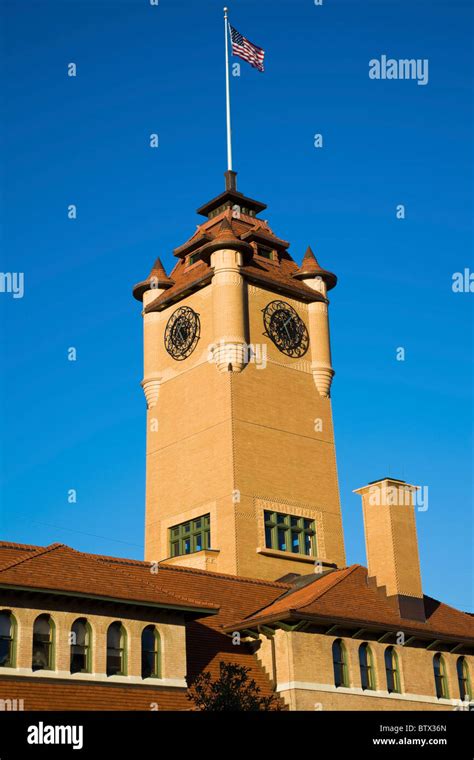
133,172,346,581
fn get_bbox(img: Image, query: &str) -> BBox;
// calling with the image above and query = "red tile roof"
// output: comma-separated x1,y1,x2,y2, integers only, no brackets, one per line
137,209,328,312
225,565,474,642
0,543,218,613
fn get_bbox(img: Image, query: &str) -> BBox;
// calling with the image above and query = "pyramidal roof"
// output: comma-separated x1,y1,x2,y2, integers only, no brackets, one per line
132,256,175,301
133,171,336,310
293,246,337,290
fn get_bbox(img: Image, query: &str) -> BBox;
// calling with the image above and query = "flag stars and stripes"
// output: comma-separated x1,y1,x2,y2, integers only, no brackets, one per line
229,24,265,72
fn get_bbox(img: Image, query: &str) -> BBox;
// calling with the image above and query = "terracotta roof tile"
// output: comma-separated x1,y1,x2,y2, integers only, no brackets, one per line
225,565,474,642
0,544,218,613
140,207,329,313
132,257,175,302
293,246,337,290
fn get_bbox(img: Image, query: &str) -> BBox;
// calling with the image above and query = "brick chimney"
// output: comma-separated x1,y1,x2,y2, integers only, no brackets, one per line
353,478,425,621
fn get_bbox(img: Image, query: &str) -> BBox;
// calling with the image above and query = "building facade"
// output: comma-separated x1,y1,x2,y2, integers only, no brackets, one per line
0,175,472,711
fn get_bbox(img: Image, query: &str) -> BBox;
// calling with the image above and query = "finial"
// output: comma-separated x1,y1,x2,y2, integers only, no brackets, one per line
224,169,237,191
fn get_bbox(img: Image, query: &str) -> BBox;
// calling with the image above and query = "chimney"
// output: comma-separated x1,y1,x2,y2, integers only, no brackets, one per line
353,478,425,621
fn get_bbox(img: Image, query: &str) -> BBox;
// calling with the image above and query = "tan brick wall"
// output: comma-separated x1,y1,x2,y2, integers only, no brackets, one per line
257,629,473,711
357,481,423,599
143,277,346,580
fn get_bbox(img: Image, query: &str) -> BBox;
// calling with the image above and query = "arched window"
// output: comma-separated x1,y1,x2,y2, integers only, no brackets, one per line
141,626,161,679
359,643,376,690
106,622,127,676
457,656,472,701
32,614,54,671
70,618,91,674
433,653,449,699
384,646,401,693
0,611,16,667
332,639,349,687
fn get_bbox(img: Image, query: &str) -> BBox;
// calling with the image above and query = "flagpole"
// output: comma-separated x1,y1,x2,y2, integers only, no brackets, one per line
224,7,233,171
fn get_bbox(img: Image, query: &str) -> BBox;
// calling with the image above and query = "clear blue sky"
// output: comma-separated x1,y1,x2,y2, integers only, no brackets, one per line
0,0,472,611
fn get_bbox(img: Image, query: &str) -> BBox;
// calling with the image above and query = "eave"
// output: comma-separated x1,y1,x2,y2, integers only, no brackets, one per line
0,583,219,617
223,610,474,652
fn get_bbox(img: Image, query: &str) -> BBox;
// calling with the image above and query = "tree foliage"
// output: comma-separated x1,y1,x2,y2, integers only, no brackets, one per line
187,661,280,711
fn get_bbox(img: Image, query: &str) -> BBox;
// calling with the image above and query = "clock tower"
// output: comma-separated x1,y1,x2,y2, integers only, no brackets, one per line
133,172,346,580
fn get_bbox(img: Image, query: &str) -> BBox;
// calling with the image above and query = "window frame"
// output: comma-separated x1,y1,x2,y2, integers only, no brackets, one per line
264,510,316,557
0,610,17,668
359,642,376,691
70,618,92,674
106,621,127,677
332,638,349,688
169,514,211,557
32,614,55,672
384,646,401,694
456,656,471,701
433,653,449,699
141,625,161,680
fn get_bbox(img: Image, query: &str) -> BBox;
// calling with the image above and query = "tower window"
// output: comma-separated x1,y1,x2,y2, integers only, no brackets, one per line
433,653,449,699
456,656,472,702
384,646,401,693
0,611,16,668
170,514,210,557
359,643,376,690
264,511,316,557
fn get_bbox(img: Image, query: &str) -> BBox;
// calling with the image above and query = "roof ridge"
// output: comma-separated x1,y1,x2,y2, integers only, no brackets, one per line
76,550,291,588
0,543,65,573
155,561,291,589
0,541,42,551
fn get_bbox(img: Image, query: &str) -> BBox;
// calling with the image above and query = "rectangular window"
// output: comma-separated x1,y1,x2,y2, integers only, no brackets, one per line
264,511,316,557
169,514,210,557
257,246,273,260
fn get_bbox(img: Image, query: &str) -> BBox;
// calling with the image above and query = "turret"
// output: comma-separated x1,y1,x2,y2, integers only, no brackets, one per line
132,257,174,409
294,246,337,397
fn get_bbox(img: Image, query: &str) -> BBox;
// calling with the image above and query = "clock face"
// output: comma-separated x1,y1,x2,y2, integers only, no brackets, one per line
263,300,309,358
164,306,201,361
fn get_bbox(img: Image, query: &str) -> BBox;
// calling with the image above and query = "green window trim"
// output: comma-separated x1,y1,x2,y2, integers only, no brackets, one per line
384,646,401,694
32,614,55,672
257,246,274,260
141,626,161,679
106,622,127,677
457,656,472,701
70,618,92,674
264,511,316,557
359,643,376,691
170,514,211,557
332,638,349,688
0,610,17,668
433,653,449,699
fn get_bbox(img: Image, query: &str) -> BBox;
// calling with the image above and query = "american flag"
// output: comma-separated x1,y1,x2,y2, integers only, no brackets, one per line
229,24,265,72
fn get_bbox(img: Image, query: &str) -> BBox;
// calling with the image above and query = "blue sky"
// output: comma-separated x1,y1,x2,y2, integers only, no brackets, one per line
0,0,472,610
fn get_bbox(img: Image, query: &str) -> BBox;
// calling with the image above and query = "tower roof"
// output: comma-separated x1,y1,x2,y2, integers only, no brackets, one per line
293,246,337,290
132,256,175,302
133,174,337,312
196,170,267,219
